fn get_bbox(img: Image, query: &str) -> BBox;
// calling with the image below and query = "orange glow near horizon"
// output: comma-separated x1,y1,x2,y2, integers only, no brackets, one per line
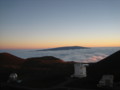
0,42,120,50
0,36,120,49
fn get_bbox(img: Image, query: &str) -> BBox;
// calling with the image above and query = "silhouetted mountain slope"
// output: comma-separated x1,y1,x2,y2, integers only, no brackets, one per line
27,56,64,62
22,56,73,70
97,50,120,65
66,50,120,89
0,53,25,83
37,46,90,51
0,52,24,68
87,50,120,81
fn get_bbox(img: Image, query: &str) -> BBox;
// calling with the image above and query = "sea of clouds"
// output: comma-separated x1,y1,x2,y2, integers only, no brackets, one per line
0,47,120,63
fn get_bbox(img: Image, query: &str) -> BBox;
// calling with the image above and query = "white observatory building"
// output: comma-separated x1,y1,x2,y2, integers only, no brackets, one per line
71,63,89,78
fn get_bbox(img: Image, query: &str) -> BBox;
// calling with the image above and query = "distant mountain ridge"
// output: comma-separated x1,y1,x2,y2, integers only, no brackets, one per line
37,46,90,51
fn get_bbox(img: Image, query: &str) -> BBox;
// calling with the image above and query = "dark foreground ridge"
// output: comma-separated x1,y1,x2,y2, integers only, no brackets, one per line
0,52,24,68
0,50,120,90
66,50,120,89
37,46,90,51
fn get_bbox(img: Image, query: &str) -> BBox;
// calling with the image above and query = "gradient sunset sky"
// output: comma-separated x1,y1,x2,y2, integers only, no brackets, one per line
0,0,120,49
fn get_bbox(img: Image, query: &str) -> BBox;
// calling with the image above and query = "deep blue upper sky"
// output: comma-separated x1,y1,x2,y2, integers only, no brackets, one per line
0,0,120,49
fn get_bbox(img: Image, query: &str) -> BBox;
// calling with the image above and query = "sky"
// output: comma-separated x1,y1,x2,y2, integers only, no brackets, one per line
0,0,120,49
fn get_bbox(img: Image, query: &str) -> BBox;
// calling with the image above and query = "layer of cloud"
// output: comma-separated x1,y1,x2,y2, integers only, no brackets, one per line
0,47,119,63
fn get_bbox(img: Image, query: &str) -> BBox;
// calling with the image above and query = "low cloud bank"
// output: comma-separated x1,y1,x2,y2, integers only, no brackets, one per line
0,47,119,63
